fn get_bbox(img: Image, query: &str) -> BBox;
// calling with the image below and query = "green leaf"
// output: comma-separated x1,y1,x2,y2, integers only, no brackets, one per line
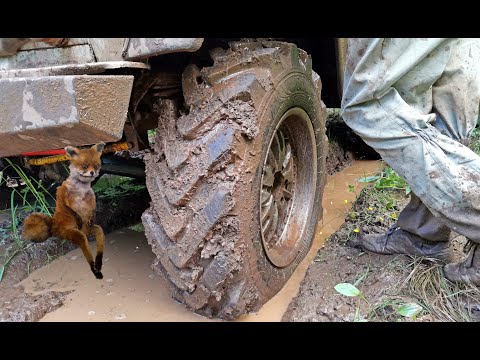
395,303,422,318
334,283,361,297
358,175,381,183
348,184,355,192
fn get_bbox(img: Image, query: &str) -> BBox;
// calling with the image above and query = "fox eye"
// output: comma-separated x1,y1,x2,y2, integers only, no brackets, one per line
94,164,100,170
81,165,88,170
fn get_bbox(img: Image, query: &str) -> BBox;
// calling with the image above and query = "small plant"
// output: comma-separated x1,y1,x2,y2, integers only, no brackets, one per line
334,266,372,321
358,165,411,195
334,265,425,321
147,129,157,146
334,283,371,304
334,282,372,322
0,159,56,283
334,281,423,321
93,175,146,199
2,158,55,215
333,165,409,245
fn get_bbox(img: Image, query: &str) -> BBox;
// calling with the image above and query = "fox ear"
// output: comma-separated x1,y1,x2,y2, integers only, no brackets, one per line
92,142,105,153
65,146,79,158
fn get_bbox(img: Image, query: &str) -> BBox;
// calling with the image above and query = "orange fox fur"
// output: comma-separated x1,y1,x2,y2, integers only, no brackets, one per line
22,143,106,279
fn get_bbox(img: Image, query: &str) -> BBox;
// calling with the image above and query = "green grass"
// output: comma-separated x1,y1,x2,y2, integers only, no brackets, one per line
403,258,480,322
129,223,145,232
367,257,480,322
147,129,157,147
93,175,146,200
0,159,56,282
2,159,55,215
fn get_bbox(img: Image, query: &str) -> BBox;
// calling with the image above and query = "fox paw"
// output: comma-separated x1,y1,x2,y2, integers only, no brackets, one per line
90,264,103,279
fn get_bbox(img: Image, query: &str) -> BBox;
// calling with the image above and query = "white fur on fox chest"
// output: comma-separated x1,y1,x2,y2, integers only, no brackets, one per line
65,181,95,226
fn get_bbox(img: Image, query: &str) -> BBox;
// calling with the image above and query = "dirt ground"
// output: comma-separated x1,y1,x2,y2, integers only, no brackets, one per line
0,207,76,321
282,189,480,322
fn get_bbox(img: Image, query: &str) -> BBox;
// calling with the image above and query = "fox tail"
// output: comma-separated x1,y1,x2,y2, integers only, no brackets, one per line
22,213,53,242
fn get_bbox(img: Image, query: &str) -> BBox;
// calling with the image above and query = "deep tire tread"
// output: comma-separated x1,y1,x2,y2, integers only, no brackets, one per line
142,40,327,319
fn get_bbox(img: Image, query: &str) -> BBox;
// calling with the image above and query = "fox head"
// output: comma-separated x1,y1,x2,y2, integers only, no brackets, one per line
65,142,105,183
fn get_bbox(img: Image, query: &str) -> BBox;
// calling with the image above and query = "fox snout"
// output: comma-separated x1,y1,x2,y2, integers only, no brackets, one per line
78,163,100,178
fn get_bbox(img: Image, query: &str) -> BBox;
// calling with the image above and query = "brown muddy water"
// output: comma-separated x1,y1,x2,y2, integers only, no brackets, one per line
19,160,383,322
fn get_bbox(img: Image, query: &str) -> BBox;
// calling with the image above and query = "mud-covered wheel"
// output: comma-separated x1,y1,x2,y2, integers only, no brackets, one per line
141,41,328,319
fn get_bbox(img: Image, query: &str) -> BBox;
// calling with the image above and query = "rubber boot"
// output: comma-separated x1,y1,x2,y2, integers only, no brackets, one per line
443,243,480,286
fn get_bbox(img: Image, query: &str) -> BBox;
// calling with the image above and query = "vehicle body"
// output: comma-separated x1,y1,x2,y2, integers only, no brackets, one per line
0,38,347,319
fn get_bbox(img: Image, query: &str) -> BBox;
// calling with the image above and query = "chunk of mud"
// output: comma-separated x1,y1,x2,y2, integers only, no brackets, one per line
0,286,71,322
326,141,354,175
325,108,380,161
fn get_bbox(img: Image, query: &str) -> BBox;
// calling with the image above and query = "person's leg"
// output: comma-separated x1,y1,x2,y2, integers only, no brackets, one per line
386,37,480,244
430,38,480,146
429,38,480,283
341,39,480,284
396,193,452,242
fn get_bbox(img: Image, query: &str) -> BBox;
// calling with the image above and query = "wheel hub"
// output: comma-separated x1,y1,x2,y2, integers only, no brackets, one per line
260,108,317,268
261,126,296,250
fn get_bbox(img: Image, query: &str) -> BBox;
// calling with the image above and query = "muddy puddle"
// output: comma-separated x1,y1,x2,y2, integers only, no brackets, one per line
19,160,383,322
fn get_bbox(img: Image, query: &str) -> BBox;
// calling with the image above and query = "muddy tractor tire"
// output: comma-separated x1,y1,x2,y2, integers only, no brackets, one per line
141,41,328,319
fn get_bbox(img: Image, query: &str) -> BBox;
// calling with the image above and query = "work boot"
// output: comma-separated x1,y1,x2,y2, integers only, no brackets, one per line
443,242,480,286
356,224,451,262
396,193,452,242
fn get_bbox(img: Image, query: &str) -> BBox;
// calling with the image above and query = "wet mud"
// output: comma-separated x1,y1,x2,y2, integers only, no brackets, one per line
9,160,382,321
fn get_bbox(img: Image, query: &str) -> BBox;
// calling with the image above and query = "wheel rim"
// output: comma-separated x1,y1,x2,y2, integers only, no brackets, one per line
260,107,317,268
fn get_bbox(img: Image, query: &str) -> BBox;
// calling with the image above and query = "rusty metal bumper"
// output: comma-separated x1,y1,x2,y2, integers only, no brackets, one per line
0,75,133,157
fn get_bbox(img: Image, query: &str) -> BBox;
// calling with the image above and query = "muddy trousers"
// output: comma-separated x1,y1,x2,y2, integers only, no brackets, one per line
341,38,480,244
397,193,451,242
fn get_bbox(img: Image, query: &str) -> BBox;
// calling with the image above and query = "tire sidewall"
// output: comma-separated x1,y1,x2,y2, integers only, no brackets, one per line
237,69,326,297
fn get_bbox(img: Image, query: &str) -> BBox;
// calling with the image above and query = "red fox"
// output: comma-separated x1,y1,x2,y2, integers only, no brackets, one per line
22,143,106,279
